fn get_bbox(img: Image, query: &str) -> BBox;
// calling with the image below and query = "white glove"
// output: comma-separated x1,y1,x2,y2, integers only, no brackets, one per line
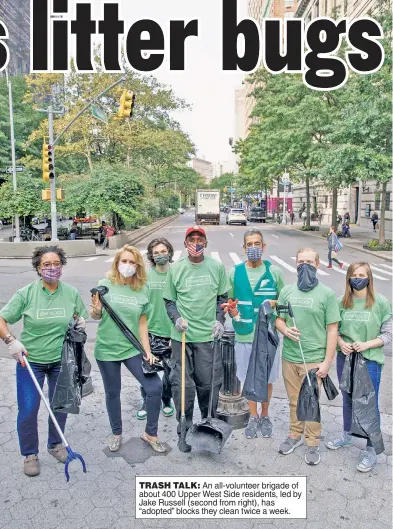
8,339,28,365
212,320,225,339
75,316,86,331
175,318,188,332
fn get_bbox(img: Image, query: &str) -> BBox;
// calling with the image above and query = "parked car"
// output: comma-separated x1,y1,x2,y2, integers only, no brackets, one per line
178,208,185,214
247,207,267,223
226,208,247,226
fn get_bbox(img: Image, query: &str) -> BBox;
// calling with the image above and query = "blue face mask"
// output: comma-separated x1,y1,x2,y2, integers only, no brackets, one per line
349,277,369,291
246,247,263,262
297,263,319,292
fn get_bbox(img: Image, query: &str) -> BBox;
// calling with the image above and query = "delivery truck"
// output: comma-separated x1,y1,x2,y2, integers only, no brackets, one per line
195,189,220,225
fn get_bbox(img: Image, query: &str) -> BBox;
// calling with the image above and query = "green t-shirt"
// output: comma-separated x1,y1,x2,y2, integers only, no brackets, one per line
277,282,341,363
94,278,151,362
163,256,229,343
228,262,286,343
338,293,392,365
0,279,88,364
147,267,172,338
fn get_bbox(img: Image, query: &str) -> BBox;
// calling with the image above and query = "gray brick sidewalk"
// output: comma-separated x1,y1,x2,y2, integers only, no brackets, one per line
0,354,391,529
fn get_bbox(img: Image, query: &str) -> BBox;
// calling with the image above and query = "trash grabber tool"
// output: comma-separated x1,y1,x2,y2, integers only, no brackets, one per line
23,355,87,482
178,332,189,452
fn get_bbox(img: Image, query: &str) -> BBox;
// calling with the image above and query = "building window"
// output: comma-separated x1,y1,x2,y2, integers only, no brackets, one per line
386,192,391,211
375,192,380,210
328,195,333,207
324,195,328,208
284,0,294,6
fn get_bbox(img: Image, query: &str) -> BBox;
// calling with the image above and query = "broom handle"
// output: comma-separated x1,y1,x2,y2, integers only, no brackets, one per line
181,332,186,417
207,339,218,419
291,315,312,387
23,357,69,447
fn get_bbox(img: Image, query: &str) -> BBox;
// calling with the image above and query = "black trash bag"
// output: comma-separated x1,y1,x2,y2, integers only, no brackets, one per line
52,318,91,414
322,375,339,401
340,352,384,455
296,369,320,422
243,304,279,403
149,333,171,359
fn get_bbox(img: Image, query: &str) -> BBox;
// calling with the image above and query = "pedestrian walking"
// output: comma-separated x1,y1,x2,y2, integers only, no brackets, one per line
91,245,167,454
326,262,392,472
327,226,344,269
163,226,229,452
301,211,307,226
371,211,379,232
290,211,295,225
227,228,285,439
275,248,341,465
136,238,175,420
0,246,88,476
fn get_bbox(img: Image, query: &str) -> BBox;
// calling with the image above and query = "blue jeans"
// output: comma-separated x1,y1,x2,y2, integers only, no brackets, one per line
16,361,67,456
336,352,382,447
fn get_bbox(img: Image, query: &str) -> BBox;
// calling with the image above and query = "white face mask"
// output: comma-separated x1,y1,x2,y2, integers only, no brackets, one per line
118,263,136,278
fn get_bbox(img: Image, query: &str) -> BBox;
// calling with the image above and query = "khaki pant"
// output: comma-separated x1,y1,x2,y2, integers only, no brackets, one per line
282,359,322,447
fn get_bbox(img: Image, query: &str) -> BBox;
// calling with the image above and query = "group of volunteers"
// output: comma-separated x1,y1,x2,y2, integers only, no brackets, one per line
0,225,391,478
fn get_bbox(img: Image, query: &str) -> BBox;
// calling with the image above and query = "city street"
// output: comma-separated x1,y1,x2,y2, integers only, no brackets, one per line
0,213,391,529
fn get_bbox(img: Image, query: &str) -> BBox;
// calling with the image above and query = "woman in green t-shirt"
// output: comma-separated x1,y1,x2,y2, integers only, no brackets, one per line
0,246,88,477
326,262,392,473
90,244,166,454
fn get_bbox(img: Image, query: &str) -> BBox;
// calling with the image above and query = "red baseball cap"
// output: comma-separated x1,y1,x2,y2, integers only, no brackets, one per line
185,226,206,239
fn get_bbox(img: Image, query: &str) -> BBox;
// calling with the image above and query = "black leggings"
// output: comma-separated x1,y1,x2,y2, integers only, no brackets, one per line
97,354,162,436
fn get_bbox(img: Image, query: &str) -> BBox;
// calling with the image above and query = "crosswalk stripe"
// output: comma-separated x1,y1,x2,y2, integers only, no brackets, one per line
105,257,114,263
370,265,392,276
211,252,221,262
140,250,147,256
270,255,296,273
229,252,242,264
339,260,389,281
319,259,347,275
84,256,100,262
173,250,182,262
375,263,393,271
290,257,329,276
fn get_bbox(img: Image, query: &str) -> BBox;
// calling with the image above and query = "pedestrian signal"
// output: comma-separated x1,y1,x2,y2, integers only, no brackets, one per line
42,143,54,182
118,90,135,119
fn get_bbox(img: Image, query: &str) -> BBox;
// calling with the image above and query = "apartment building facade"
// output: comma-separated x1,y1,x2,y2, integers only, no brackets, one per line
0,0,30,75
191,157,214,184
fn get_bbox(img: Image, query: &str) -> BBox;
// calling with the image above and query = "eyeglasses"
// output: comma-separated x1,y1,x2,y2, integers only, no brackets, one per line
41,262,62,269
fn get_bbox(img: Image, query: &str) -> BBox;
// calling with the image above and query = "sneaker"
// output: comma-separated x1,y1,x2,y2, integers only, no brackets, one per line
162,402,175,417
357,448,377,473
327,265,333,269
259,416,273,438
326,433,353,450
24,455,40,477
339,263,344,269
305,446,321,465
108,434,122,452
47,443,68,463
136,403,147,420
244,416,259,439
278,436,303,455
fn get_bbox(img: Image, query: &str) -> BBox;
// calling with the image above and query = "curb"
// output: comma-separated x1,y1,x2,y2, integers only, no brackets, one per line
282,225,393,262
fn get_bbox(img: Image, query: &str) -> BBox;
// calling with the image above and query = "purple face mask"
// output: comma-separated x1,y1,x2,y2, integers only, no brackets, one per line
40,267,63,283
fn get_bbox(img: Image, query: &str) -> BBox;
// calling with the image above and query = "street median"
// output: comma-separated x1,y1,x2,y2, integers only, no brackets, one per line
108,214,179,249
0,239,96,259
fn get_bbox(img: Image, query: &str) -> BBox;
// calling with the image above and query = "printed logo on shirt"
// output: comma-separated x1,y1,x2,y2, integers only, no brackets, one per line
149,281,166,290
343,311,371,322
290,297,314,308
185,275,212,287
258,279,271,289
37,308,66,319
110,294,137,305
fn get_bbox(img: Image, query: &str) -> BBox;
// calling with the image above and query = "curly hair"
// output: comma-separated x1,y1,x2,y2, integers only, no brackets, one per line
31,246,67,275
146,238,174,266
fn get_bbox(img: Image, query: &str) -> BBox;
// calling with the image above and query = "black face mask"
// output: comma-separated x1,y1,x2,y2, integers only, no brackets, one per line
349,277,369,291
297,263,319,292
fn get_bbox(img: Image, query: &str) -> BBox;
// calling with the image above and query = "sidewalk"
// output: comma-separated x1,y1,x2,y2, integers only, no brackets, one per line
277,220,393,262
0,347,391,529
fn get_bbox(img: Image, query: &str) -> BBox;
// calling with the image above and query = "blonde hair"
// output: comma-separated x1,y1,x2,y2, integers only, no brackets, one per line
342,262,375,309
107,245,147,291
296,247,320,265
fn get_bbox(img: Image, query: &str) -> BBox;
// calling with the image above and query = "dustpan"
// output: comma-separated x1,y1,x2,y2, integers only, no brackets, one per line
186,339,233,454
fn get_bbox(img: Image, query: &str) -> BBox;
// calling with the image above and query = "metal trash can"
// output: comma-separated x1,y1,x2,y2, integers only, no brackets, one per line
216,330,250,429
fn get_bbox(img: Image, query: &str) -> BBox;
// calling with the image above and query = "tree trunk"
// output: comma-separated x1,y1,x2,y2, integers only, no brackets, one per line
86,149,93,173
332,187,338,229
379,180,387,245
305,176,310,228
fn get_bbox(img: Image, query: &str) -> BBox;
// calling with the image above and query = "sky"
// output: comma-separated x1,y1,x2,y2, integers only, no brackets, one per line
67,0,248,170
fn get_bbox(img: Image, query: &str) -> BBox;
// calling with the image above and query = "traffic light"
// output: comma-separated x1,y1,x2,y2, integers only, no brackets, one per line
118,90,135,119
42,142,54,182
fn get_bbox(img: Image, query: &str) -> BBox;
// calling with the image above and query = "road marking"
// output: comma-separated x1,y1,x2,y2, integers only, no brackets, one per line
84,256,100,262
375,263,393,270
173,250,182,262
105,257,114,263
229,252,242,264
319,259,348,275
229,232,234,237
340,260,389,280
271,234,279,239
211,252,221,262
140,250,147,256
370,265,392,276
290,257,329,275
270,255,296,273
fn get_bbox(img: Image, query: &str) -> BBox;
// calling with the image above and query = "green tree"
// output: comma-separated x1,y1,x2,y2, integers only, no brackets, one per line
0,174,50,219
